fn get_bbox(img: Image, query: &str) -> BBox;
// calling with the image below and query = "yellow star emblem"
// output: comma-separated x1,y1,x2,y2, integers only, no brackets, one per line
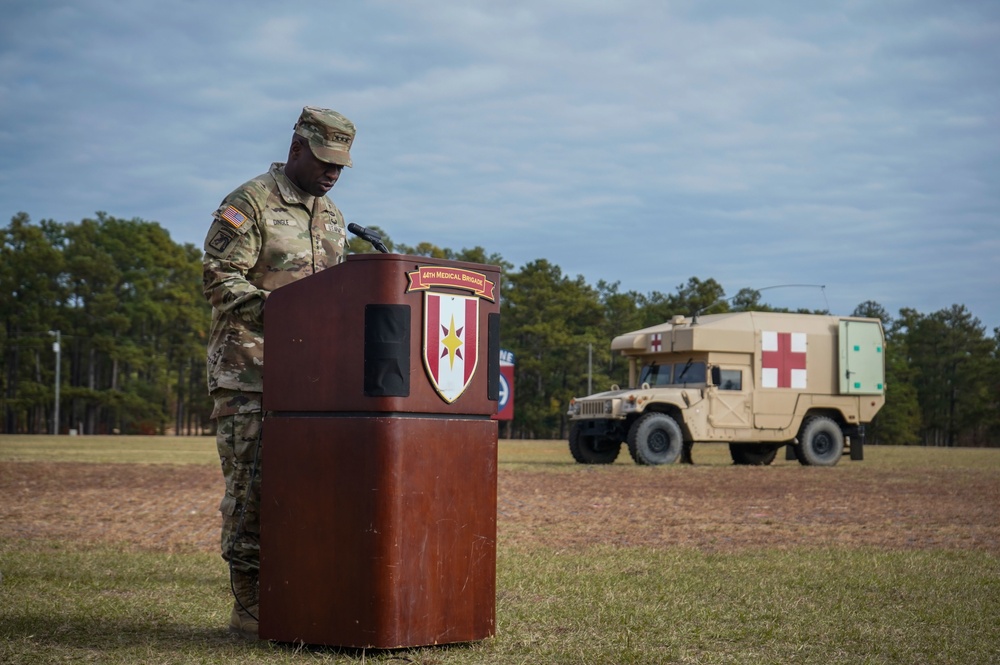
440,314,464,368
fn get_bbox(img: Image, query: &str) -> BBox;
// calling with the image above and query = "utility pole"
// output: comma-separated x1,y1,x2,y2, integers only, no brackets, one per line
48,330,60,435
588,343,593,395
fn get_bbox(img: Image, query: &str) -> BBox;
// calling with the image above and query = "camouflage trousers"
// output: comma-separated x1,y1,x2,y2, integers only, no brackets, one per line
215,410,264,574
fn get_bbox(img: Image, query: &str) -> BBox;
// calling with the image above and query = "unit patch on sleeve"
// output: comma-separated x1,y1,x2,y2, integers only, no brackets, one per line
208,228,236,253
220,205,248,229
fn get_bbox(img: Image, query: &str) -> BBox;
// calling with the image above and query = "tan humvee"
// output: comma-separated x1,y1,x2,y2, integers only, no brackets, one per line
567,312,885,466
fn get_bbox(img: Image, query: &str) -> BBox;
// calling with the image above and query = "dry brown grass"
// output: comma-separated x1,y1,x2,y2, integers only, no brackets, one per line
2,443,997,555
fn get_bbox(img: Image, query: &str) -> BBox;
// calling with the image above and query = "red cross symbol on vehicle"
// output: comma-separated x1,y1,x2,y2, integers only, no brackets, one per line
761,331,807,388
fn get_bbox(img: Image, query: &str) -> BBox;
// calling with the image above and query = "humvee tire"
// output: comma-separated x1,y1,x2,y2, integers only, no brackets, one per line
627,413,683,465
796,416,844,467
729,443,779,466
568,425,621,464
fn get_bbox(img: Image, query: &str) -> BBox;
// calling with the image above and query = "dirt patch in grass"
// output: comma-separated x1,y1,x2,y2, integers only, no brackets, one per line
498,464,1000,552
1,460,998,554
0,462,221,554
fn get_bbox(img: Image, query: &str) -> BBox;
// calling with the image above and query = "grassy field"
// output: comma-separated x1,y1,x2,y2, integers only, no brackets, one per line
1,436,998,664
4,433,997,469
0,434,219,465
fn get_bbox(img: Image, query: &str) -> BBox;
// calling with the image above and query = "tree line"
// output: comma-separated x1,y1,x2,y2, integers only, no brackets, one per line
3,213,998,446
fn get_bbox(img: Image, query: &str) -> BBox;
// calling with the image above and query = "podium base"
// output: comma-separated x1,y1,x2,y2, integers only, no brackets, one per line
259,415,497,648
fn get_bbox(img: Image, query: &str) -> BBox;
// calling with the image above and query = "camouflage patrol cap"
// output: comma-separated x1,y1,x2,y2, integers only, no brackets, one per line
293,106,356,167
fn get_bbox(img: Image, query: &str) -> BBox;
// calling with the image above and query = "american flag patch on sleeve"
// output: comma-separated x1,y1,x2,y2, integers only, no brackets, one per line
220,205,248,229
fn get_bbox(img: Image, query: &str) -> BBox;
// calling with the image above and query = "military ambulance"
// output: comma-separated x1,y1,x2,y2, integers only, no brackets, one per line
566,312,885,467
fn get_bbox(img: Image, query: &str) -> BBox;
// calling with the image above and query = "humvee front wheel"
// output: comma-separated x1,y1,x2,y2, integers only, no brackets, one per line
627,413,684,465
796,416,844,467
729,443,779,466
568,425,621,464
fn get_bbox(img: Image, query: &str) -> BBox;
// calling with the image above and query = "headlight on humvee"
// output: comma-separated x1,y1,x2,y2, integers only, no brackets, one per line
604,400,613,414
567,399,579,416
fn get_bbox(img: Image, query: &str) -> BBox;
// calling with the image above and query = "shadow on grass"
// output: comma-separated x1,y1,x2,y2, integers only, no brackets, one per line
5,613,234,650
4,612,480,662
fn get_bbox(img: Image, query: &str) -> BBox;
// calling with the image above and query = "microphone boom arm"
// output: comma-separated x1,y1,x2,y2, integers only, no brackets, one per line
347,222,389,254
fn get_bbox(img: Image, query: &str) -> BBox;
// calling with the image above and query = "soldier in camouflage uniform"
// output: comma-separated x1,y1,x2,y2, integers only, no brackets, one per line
202,107,356,639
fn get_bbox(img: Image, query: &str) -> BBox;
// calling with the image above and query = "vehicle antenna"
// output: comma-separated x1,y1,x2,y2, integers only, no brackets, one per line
691,284,828,324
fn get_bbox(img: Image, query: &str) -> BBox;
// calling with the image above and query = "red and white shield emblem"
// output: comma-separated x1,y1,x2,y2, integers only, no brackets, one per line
423,292,480,403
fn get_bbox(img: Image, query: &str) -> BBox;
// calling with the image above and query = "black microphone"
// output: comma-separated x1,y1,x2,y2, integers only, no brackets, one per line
347,222,389,254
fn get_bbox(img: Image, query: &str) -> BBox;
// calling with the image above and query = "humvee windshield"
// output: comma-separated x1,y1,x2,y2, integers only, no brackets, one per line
639,363,672,386
639,360,707,386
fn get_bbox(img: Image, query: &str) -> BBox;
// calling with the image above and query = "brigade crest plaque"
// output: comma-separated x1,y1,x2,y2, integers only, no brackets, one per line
407,265,496,404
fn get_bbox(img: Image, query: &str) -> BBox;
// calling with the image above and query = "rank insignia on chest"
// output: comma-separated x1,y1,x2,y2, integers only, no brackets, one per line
220,206,248,229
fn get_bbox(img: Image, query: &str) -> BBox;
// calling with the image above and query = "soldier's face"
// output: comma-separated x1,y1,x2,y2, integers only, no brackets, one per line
286,140,344,197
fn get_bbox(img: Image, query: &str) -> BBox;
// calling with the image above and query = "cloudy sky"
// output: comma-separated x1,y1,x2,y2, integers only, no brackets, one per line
2,0,998,331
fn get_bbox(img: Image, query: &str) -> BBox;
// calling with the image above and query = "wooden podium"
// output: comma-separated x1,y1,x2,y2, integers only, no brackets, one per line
258,254,501,648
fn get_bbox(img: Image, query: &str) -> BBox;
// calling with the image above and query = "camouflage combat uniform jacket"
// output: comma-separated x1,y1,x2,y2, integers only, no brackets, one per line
203,162,347,414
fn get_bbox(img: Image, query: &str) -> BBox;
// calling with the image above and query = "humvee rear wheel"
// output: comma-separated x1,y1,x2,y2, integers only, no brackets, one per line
627,413,684,465
729,443,779,466
568,425,621,464
797,416,844,467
